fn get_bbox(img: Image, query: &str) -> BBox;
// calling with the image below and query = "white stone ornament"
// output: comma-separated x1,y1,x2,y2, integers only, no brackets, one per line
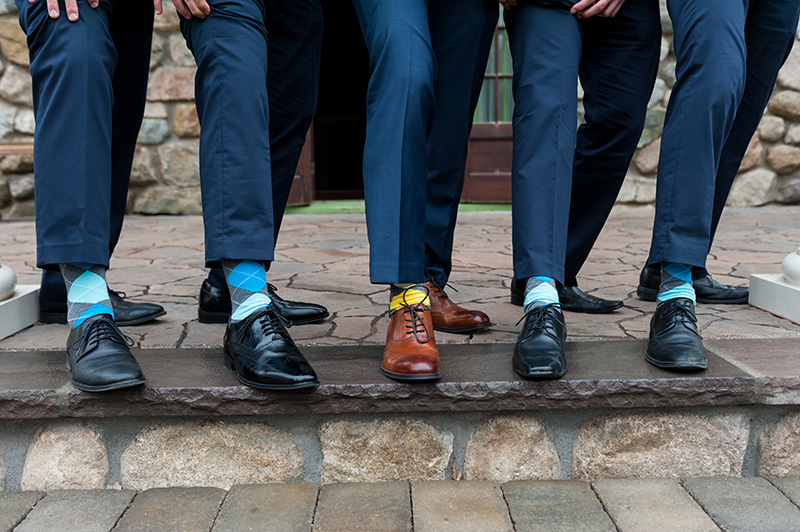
782,247,800,286
0,260,17,301
750,245,800,326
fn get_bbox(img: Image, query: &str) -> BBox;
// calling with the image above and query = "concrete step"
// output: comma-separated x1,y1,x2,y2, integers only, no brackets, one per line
1,339,800,491
4,478,800,532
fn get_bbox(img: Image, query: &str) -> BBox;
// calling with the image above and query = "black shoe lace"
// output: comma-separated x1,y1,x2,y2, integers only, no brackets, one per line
660,301,697,324
398,286,432,344
257,308,293,336
516,303,561,327
425,270,457,300
71,318,134,362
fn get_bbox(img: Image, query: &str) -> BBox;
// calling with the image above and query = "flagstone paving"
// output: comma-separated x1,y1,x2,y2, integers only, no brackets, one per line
3,478,800,531
1,205,798,351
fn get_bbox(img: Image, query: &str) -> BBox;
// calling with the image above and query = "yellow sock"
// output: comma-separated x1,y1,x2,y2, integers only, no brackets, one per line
390,283,430,311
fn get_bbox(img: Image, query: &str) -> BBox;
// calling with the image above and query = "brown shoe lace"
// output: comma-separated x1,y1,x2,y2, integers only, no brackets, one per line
425,271,458,300
399,287,432,344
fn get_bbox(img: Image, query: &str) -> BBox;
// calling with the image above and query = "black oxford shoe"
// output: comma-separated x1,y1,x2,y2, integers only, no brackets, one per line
512,304,567,380
66,314,146,392
41,290,166,326
198,280,329,325
645,298,707,371
637,267,748,304
224,307,319,390
510,279,623,314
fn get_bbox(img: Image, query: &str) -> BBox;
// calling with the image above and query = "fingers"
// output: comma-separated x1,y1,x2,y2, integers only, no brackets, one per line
576,0,612,19
154,0,162,15
171,0,192,19
64,0,79,21
181,0,211,18
569,0,595,15
45,0,59,19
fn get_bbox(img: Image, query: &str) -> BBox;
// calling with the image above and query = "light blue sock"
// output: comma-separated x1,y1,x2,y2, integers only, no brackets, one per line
657,263,696,305
221,260,272,322
59,263,114,328
523,276,559,314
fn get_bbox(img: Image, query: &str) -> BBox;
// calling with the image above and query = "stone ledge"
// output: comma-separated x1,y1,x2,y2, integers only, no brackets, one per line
0,340,768,419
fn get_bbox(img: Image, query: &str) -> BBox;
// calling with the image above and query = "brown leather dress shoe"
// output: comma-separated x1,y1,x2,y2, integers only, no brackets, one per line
381,302,441,382
423,281,492,334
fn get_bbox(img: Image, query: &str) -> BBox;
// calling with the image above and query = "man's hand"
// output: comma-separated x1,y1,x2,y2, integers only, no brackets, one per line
154,0,163,15
30,0,99,22
570,0,626,19
499,0,519,10
171,0,211,20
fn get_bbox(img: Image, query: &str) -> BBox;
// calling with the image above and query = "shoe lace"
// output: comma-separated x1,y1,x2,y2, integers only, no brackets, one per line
515,303,561,327
660,301,697,324
257,308,293,336
425,270,457,300
399,286,431,344
70,318,134,362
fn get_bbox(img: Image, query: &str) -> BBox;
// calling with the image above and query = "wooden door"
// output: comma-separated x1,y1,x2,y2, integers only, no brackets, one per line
286,128,315,206
462,13,513,203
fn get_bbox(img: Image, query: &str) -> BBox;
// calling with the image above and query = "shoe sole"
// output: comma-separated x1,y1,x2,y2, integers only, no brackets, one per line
42,310,166,327
223,350,320,390
71,377,147,392
637,286,748,305
644,351,708,371
380,366,442,382
511,291,623,314
513,366,567,380
433,322,493,334
199,309,330,325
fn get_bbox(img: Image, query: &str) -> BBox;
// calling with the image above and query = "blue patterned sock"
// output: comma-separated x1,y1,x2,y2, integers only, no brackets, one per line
59,263,114,328
221,260,272,322
657,263,696,305
523,276,559,314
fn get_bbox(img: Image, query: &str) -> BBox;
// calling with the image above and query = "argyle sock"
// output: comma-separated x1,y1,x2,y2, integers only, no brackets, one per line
390,283,430,313
523,276,559,314
59,263,114,328
657,262,696,305
221,260,273,322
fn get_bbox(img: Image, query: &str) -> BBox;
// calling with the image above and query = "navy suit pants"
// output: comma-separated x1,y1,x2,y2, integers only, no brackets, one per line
18,0,153,299
180,0,322,269
352,0,497,284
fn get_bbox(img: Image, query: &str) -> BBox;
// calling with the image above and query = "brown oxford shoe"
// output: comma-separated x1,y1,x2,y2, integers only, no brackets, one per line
423,280,492,334
381,301,441,382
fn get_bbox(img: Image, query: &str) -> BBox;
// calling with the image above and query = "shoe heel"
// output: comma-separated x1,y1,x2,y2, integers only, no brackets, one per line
198,309,229,324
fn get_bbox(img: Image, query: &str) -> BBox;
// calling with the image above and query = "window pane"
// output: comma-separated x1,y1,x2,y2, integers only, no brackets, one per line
475,78,496,123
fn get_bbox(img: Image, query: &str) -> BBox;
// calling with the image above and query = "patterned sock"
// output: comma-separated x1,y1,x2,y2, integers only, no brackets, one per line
657,262,696,305
221,260,272,322
59,263,114,328
389,283,430,313
523,276,559,314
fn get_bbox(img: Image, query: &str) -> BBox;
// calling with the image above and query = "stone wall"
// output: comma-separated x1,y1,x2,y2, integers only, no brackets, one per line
2,408,800,490
0,3,799,218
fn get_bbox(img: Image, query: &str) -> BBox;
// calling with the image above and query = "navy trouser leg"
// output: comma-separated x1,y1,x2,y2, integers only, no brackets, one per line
563,0,661,286
182,0,275,267
19,0,116,269
647,0,747,269
40,1,154,304
352,0,436,284
708,0,800,245
205,0,322,287
423,0,497,287
507,4,582,286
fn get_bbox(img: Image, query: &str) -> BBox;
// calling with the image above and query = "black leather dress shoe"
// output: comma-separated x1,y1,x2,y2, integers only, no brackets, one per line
224,307,319,390
41,290,166,326
512,304,567,380
645,298,707,371
637,267,748,304
510,279,623,314
198,280,330,325
66,314,146,392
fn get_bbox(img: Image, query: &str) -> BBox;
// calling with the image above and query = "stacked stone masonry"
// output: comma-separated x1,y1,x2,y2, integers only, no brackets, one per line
0,2,799,216
3,411,800,490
